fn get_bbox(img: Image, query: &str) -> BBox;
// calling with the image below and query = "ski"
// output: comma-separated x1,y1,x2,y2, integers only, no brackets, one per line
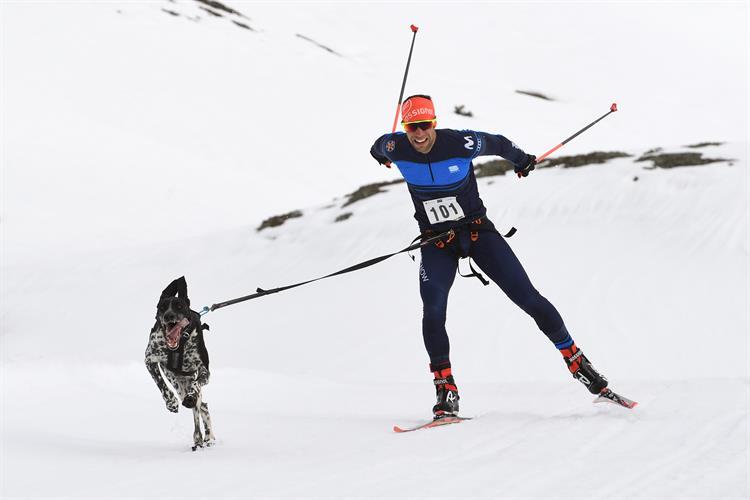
393,416,472,433
594,388,638,409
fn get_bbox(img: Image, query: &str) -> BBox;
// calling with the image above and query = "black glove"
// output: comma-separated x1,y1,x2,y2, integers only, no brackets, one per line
370,150,391,168
515,154,537,178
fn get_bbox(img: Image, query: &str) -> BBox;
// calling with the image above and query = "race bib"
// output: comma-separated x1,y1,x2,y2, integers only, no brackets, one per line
423,197,465,225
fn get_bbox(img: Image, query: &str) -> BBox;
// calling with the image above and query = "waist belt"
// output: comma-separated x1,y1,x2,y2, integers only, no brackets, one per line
416,218,517,286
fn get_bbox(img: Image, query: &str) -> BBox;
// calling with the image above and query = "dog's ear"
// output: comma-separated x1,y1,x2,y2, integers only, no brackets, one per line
160,276,189,300
177,276,190,307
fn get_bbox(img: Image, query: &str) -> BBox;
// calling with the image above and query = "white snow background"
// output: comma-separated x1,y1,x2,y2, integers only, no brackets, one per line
1,1,748,498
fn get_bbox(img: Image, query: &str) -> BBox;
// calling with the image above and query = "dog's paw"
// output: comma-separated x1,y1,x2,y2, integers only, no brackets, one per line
182,392,197,409
165,396,180,413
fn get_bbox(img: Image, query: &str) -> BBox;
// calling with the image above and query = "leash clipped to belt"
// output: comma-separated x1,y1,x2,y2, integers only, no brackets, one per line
198,230,454,317
413,219,517,287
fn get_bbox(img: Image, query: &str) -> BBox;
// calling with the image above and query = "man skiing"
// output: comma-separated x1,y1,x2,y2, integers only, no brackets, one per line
370,94,621,420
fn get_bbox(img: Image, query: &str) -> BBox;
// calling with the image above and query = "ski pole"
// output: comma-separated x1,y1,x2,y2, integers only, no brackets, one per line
390,24,419,134
536,103,618,164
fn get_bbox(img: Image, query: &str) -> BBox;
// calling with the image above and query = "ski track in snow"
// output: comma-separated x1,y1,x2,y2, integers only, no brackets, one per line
3,365,747,497
2,153,747,499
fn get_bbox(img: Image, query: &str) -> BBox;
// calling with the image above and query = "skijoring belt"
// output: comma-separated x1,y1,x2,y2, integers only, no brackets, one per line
417,217,517,286
421,217,516,252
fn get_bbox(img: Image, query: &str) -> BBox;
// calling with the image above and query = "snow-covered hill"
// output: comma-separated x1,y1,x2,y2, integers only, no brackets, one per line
1,1,748,498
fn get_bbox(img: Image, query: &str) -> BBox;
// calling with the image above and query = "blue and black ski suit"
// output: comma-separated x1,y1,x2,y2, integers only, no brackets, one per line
370,129,573,371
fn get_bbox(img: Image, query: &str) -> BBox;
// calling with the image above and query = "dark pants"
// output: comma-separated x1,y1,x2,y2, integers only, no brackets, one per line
419,228,571,369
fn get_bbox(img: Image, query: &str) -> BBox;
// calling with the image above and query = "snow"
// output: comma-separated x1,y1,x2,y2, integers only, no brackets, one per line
1,1,748,498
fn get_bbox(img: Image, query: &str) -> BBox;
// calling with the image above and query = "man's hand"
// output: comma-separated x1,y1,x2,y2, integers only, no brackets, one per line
515,154,537,178
370,151,392,168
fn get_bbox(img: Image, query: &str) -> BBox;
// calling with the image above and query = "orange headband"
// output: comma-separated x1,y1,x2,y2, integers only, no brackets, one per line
401,96,436,123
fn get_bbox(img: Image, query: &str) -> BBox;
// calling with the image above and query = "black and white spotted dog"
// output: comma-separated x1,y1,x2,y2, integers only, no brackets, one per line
145,276,214,450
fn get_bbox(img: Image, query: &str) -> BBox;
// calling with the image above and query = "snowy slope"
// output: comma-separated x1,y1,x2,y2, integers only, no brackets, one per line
2,1,748,499
3,1,747,261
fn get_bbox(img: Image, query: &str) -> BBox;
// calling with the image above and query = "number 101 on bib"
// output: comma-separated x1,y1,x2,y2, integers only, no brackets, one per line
423,197,465,225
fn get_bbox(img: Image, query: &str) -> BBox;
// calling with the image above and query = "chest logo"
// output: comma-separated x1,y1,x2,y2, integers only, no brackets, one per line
386,140,396,153
448,165,460,173
463,135,474,150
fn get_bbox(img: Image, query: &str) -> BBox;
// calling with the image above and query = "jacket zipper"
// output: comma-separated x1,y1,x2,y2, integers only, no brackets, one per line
426,153,435,183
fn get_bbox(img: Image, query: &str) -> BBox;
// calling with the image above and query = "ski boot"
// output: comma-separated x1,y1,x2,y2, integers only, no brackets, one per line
432,367,460,419
560,343,608,394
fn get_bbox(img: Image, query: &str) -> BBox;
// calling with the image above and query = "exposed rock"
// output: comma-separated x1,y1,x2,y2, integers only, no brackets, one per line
296,34,340,56
515,90,554,101
256,146,727,233
194,0,247,18
454,105,474,117
538,151,632,168
257,210,303,231
232,20,254,31
475,151,631,176
199,6,223,17
342,179,404,207
474,159,514,177
685,142,723,149
636,152,731,169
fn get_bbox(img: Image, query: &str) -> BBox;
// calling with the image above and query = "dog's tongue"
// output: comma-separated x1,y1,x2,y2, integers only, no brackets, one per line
167,318,190,347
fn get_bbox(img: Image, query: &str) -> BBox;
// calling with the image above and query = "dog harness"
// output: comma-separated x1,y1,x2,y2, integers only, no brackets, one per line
165,315,210,375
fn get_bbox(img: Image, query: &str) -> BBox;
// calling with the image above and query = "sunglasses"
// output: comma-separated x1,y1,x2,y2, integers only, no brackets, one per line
403,120,436,133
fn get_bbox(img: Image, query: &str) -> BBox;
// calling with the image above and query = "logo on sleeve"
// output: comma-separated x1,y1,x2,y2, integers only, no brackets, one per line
463,136,474,150
386,140,396,153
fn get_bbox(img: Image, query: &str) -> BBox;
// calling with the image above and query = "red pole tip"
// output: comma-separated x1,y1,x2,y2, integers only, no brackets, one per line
410,24,419,32
611,103,618,112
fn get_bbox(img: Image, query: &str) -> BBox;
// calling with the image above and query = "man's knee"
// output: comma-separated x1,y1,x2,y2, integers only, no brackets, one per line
421,287,449,317
422,300,447,321
512,289,563,332
508,285,544,312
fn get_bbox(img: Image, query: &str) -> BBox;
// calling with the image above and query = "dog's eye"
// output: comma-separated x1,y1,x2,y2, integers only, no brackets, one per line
175,303,184,310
